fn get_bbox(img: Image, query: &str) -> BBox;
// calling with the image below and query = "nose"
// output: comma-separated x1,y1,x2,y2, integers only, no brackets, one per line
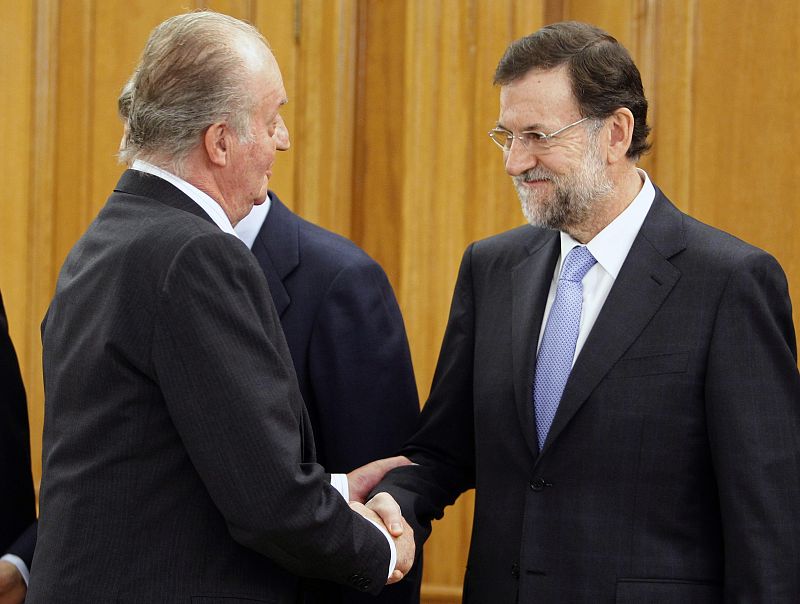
503,139,538,177
274,114,290,151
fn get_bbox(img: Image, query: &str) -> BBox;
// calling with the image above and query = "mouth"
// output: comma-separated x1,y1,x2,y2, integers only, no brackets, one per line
519,176,551,188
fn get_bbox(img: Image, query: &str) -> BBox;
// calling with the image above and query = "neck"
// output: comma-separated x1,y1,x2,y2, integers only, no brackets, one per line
175,149,242,225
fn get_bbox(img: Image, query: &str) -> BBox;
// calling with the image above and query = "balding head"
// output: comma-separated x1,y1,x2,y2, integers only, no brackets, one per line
119,11,275,175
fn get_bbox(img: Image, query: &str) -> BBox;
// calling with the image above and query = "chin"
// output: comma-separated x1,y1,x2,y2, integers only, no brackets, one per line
256,184,269,203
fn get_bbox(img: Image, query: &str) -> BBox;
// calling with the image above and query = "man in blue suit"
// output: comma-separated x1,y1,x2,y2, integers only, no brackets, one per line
236,119,421,604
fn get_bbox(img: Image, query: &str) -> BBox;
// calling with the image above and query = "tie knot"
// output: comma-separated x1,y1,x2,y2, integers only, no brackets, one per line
560,246,596,283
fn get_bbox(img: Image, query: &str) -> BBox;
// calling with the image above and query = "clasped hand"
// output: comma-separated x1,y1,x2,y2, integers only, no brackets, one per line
347,456,415,584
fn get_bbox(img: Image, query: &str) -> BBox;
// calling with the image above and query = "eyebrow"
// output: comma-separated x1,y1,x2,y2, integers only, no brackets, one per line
495,121,548,132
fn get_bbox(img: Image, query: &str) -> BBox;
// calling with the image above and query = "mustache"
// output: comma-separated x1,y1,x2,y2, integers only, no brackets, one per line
514,167,556,184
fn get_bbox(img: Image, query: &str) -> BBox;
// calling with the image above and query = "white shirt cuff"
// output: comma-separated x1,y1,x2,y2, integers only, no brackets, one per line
330,473,397,579
330,472,349,501
363,516,398,580
1,554,29,586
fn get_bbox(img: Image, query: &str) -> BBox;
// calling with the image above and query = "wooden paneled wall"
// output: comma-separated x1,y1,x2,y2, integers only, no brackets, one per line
1,1,797,602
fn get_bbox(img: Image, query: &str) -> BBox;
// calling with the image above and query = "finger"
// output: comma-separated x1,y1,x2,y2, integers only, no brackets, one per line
366,492,404,536
372,455,414,474
396,519,415,571
386,568,404,585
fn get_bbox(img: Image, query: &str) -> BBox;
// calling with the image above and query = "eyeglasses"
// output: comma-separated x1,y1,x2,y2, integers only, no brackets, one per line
488,116,591,152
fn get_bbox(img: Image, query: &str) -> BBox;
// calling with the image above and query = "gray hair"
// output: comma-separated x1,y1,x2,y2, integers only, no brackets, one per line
118,11,270,174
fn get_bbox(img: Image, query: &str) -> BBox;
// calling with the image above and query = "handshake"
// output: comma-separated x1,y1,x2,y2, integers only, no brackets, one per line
346,456,416,585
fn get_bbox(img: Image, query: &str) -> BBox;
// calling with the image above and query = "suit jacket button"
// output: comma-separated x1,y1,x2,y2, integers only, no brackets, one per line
348,573,371,591
511,563,520,578
348,573,363,587
530,478,545,491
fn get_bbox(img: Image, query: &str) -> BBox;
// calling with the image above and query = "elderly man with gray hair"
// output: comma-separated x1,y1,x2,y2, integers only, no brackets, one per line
28,11,413,604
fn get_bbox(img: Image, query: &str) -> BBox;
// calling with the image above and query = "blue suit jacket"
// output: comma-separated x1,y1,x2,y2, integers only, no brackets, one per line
0,291,36,568
251,192,421,603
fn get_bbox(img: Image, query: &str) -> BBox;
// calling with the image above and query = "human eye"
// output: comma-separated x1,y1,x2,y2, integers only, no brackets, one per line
521,130,547,143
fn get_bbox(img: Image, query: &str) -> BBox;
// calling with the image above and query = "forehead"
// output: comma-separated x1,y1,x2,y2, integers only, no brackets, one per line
252,51,287,110
498,66,578,128
264,52,287,100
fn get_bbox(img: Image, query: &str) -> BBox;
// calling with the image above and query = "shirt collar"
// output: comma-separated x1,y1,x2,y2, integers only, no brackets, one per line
131,159,238,238
559,168,655,279
234,195,273,250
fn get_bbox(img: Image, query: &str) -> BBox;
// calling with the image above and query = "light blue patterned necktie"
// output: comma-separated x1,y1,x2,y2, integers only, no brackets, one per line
533,245,597,450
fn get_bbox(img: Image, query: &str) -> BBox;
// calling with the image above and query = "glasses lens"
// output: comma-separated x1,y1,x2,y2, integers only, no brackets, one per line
522,131,549,150
490,129,511,150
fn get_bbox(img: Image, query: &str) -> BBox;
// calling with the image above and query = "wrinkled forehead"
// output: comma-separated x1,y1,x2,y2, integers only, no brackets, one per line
498,66,579,127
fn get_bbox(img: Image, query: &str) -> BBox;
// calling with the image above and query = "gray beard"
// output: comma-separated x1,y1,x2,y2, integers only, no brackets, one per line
513,141,613,233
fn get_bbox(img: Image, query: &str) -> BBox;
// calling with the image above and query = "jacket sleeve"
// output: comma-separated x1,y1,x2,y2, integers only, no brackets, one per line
376,244,478,546
0,291,36,556
6,521,37,569
151,233,389,594
704,250,800,599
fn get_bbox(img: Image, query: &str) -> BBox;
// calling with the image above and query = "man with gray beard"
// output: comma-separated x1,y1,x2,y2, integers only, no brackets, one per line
513,116,613,233
375,21,800,603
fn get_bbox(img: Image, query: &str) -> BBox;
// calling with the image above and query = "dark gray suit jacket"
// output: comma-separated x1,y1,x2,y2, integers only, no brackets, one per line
251,193,421,604
28,170,390,603
381,188,800,603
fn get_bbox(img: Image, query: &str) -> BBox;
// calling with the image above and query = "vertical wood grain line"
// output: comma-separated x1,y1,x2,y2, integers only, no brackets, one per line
683,0,697,215
27,0,60,490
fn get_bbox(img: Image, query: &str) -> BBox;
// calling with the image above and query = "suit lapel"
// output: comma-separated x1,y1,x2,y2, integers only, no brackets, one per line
512,231,560,459
540,191,686,455
251,192,299,316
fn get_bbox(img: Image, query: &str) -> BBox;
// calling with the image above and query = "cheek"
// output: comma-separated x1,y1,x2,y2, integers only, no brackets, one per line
256,179,269,201
558,140,588,164
541,152,579,176
256,134,276,165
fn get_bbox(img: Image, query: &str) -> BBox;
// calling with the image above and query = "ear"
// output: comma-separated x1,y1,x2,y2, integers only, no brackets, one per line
203,122,230,167
606,107,634,164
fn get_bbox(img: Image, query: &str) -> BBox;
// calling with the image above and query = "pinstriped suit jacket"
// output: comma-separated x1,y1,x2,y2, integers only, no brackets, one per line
28,170,389,603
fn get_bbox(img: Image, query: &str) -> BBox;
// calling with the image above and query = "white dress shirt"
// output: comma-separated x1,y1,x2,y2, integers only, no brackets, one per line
537,169,656,363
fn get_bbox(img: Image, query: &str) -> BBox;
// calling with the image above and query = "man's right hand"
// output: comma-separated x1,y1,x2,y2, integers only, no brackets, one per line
346,456,413,503
350,494,415,585
0,561,26,604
